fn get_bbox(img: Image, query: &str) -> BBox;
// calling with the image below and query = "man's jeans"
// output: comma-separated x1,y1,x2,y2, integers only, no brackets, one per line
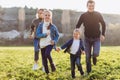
85,37,101,73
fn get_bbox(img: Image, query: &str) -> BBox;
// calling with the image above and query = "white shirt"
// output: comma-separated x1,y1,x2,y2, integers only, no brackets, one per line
70,39,80,55
40,22,51,48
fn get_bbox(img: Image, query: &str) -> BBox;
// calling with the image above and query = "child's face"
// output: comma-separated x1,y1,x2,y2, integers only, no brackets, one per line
73,32,80,39
44,11,51,22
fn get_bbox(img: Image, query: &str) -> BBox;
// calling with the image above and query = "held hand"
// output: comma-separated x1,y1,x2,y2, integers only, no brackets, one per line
56,47,60,52
51,40,55,45
100,35,105,42
46,32,50,36
82,51,85,55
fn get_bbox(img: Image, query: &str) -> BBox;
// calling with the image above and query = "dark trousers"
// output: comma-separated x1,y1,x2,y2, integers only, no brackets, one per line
70,54,84,77
41,45,56,74
85,37,100,73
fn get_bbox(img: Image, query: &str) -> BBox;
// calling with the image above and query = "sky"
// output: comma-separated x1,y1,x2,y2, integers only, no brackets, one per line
0,0,120,14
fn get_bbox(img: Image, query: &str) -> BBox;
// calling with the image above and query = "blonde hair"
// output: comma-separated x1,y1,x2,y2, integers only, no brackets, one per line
44,10,53,23
44,10,52,18
73,29,80,34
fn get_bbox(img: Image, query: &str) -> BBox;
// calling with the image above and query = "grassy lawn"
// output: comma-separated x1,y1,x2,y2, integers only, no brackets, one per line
0,46,120,80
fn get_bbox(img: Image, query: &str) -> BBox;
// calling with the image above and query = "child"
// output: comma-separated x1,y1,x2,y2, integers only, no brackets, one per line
56,29,85,78
36,10,59,74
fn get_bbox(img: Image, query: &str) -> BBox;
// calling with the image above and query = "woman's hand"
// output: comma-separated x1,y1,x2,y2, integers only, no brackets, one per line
51,40,55,45
82,51,85,55
46,32,50,36
56,47,61,52
29,33,34,39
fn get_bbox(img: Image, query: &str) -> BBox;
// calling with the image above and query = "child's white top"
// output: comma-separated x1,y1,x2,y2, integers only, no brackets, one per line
70,39,80,55
40,22,51,48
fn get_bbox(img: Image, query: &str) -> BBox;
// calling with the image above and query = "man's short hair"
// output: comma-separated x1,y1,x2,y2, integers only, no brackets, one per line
87,0,95,6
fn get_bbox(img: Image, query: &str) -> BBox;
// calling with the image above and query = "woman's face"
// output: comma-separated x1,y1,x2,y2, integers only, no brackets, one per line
44,11,51,22
38,10,44,19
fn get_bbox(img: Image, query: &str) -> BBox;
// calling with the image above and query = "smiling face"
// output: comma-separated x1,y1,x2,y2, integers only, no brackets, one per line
87,1,95,12
73,29,80,39
44,10,52,22
37,9,44,19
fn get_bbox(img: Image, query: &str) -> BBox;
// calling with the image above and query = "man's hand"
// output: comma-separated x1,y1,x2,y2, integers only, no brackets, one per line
100,35,105,42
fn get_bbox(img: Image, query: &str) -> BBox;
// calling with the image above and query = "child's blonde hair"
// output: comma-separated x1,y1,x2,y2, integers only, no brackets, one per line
73,29,80,35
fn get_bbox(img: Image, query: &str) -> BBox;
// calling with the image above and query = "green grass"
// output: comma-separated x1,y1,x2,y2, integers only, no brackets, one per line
0,46,120,80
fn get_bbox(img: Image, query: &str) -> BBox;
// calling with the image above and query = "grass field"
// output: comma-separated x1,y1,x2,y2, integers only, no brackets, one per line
0,46,120,80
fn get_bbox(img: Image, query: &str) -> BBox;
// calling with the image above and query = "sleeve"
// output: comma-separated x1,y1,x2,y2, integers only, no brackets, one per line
30,20,35,35
53,26,60,44
99,13,106,36
36,24,47,38
76,14,84,28
80,39,85,51
61,39,72,49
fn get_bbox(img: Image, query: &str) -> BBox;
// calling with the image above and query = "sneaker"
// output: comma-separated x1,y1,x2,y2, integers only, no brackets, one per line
32,64,38,70
72,75,76,79
81,72,84,76
42,66,45,72
51,64,56,72
93,57,97,65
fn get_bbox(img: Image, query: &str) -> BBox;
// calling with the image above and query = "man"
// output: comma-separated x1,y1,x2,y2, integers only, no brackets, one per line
76,0,106,73
30,9,44,70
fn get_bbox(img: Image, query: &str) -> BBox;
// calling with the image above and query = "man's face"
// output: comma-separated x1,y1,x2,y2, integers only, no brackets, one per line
87,3,95,12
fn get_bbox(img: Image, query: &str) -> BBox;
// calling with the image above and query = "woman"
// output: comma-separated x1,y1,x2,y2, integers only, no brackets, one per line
36,10,59,74
30,9,44,70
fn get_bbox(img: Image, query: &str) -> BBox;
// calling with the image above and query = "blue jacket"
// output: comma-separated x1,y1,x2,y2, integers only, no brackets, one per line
61,38,84,56
36,22,59,49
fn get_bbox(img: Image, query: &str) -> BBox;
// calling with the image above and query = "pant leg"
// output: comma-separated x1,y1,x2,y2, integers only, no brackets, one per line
41,48,45,66
75,56,84,75
45,45,53,64
33,38,40,61
33,38,40,52
70,54,76,77
45,45,56,71
85,37,92,73
34,51,39,61
41,47,49,74
93,38,101,57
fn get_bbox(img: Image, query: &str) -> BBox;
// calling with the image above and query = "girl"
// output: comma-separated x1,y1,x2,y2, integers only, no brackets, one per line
36,10,59,74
